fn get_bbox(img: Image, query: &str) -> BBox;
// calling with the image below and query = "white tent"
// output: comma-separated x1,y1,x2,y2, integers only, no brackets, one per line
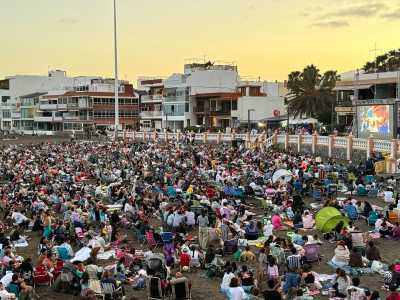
281,117,319,126
272,169,293,184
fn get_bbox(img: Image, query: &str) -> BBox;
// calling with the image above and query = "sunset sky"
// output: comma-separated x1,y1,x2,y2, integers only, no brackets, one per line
1,0,399,84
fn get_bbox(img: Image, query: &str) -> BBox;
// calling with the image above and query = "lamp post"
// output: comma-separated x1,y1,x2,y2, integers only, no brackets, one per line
113,0,119,138
247,109,255,133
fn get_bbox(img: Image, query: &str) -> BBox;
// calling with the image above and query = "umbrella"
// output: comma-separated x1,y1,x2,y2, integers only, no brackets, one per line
272,169,293,184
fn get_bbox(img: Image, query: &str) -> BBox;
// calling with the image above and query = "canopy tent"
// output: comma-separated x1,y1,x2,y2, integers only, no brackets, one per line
315,207,349,233
272,169,293,184
280,117,319,126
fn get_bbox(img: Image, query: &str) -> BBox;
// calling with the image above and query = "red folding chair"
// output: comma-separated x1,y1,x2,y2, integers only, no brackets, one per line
145,231,162,250
33,264,52,287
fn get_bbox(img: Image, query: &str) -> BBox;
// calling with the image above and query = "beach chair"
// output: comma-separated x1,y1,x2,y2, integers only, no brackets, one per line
367,188,379,198
312,190,322,202
134,227,145,244
161,232,174,244
171,278,192,300
33,264,52,287
303,244,321,264
147,276,166,300
146,231,162,250
368,211,379,226
357,186,368,196
260,198,268,210
101,282,123,300
344,205,359,221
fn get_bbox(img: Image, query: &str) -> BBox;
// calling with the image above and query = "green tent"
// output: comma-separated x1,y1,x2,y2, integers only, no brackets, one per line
315,207,349,233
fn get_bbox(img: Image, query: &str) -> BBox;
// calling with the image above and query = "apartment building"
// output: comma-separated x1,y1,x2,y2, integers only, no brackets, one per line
334,70,400,139
0,70,139,133
137,77,164,131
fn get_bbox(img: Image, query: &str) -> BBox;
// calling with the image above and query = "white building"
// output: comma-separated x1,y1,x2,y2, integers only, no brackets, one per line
231,81,287,128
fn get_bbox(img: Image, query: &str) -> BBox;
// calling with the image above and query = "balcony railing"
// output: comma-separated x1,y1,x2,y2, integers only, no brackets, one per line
141,95,163,103
140,111,163,118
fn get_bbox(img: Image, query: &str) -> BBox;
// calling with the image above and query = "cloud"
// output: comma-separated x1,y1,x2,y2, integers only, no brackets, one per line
57,18,80,25
311,20,350,28
324,2,386,18
381,8,400,20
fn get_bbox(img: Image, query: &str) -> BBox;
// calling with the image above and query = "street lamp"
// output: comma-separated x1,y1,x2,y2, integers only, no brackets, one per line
247,109,255,133
113,0,119,138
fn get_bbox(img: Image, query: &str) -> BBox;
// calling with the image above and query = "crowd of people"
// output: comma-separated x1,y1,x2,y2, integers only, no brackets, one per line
0,138,399,300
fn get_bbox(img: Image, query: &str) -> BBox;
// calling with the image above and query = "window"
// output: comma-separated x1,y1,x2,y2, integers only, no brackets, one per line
231,100,237,110
2,110,11,118
63,123,83,131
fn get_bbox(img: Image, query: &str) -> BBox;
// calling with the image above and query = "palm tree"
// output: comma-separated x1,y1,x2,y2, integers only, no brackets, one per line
363,49,400,73
286,65,339,123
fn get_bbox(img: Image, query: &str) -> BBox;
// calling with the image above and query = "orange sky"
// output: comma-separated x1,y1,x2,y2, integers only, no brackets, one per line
1,0,399,84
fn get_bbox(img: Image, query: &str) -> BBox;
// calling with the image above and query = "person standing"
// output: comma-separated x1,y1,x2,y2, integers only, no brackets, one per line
197,210,209,250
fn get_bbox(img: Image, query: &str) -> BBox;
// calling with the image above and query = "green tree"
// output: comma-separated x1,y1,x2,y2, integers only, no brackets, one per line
363,48,400,73
286,65,339,124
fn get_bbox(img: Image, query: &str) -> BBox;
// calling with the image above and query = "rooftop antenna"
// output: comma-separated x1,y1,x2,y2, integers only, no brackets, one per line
369,42,383,99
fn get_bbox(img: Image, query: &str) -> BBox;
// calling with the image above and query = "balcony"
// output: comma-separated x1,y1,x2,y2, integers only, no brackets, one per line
39,104,58,110
140,110,163,118
34,116,63,122
194,107,231,115
141,94,163,103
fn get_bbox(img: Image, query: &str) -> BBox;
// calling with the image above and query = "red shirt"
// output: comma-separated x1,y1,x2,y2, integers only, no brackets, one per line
387,292,400,300
179,253,191,267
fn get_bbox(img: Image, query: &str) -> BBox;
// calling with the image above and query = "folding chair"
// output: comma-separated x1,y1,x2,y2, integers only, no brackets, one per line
101,282,123,300
171,278,192,300
147,276,166,300
303,244,321,264
33,264,52,287
146,231,162,250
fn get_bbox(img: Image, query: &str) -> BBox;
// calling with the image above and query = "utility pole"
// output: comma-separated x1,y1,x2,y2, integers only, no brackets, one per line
369,43,383,99
113,0,119,138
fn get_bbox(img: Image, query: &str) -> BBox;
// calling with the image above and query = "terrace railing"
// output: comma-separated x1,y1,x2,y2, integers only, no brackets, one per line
120,131,400,173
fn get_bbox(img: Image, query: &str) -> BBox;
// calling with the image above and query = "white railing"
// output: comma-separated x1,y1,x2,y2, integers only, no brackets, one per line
125,132,398,170
334,137,347,148
288,135,297,143
302,135,312,144
140,111,163,118
374,139,391,153
317,136,329,145
353,138,367,150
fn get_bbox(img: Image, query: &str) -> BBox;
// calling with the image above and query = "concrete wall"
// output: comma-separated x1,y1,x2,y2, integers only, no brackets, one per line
187,70,239,95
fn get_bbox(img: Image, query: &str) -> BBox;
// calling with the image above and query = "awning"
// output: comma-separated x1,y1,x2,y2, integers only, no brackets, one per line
333,84,372,91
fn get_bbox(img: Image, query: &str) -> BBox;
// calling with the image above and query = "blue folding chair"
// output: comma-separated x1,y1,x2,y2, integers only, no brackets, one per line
161,232,174,244
312,189,322,202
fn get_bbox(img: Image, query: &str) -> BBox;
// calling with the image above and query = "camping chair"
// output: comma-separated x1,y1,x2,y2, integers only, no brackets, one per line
368,211,379,227
101,282,123,300
53,259,65,279
147,276,166,300
161,232,174,244
57,246,71,261
171,278,192,300
312,190,322,202
260,198,268,210
367,188,379,198
357,186,368,196
344,205,359,221
134,227,145,244
303,244,321,264
6,282,20,298
146,231,163,250
33,264,52,287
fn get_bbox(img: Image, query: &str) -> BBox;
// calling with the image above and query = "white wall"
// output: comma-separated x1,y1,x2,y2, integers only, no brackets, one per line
232,95,285,122
187,70,239,95
7,72,96,102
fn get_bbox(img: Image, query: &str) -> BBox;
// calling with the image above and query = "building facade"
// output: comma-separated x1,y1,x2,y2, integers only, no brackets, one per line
0,71,139,133
334,70,400,139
